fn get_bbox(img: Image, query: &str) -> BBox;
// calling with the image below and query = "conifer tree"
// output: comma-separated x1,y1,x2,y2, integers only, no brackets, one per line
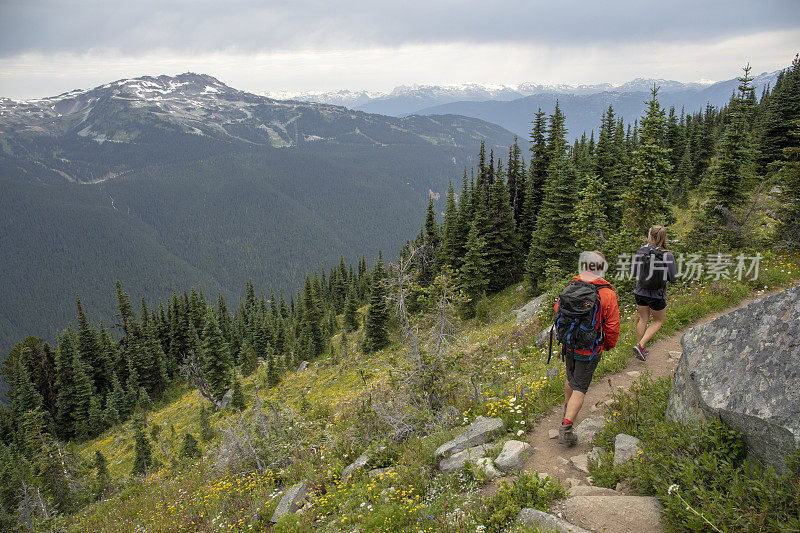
506,139,527,226
362,254,390,353
758,55,800,173
93,451,110,499
114,280,136,353
298,275,325,358
459,219,490,317
521,108,549,255
230,375,246,410
773,119,800,248
199,405,215,442
485,169,520,289
437,181,460,272
342,285,360,332
199,307,233,398
238,339,258,376
618,86,673,242
571,173,609,251
131,413,154,476
526,105,579,285
180,433,201,459
705,65,753,224
76,297,108,394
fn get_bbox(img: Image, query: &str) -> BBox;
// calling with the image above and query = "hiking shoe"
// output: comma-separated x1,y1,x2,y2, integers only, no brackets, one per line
633,344,647,361
558,422,577,446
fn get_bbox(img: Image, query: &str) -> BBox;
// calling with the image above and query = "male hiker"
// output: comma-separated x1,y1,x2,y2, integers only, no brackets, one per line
554,251,620,446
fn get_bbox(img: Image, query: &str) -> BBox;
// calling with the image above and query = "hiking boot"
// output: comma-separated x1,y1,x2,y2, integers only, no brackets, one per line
633,344,647,361
558,422,577,446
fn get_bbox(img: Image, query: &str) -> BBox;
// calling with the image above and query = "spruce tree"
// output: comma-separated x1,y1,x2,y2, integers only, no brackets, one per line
131,413,154,476
180,433,201,459
618,86,674,241
238,339,258,376
571,173,609,251
342,285,360,332
758,55,800,174
521,108,549,256
93,451,110,499
437,181,460,272
773,119,800,248
199,307,233,399
485,169,520,289
199,405,215,441
526,104,579,285
298,275,325,358
230,376,246,410
362,254,390,353
699,65,756,246
459,219,490,317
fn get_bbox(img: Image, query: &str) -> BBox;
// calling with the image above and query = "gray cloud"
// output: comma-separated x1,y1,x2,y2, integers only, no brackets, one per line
1,0,798,57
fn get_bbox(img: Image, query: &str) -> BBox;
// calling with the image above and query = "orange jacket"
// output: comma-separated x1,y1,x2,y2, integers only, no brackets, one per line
554,272,620,356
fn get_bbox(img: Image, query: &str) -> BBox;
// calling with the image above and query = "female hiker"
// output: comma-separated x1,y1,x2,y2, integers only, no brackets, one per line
632,225,677,360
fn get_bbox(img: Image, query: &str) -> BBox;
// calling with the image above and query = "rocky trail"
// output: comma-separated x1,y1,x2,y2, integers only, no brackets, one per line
499,291,775,532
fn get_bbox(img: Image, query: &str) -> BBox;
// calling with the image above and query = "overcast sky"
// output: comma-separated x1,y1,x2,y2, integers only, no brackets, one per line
0,0,798,99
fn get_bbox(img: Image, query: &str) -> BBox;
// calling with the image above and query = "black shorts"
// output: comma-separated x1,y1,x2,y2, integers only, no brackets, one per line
564,351,600,394
635,293,667,311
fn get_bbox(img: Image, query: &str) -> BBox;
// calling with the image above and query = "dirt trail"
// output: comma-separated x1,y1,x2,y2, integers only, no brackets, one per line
518,292,768,489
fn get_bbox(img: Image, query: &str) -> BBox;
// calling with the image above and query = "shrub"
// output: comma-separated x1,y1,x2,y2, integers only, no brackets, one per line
474,471,566,533
589,374,800,531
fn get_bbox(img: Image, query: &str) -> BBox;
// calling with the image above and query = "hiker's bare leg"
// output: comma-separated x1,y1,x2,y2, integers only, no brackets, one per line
564,379,573,405
565,390,585,422
636,305,651,344
640,308,666,347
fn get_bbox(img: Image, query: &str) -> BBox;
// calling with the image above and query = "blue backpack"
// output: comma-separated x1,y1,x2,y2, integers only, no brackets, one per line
548,281,609,363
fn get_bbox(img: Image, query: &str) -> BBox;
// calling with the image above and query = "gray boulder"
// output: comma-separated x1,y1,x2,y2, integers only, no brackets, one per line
434,416,505,459
475,458,501,480
218,389,233,410
438,443,493,473
341,452,370,483
535,326,553,347
517,508,590,533
297,361,309,372
613,434,642,465
667,286,800,472
494,440,533,472
573,417,605,444
515,294,547,323
563,495,663,533
270,482,308,523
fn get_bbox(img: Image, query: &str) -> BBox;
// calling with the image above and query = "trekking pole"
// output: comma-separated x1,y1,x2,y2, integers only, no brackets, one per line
546,324,554,364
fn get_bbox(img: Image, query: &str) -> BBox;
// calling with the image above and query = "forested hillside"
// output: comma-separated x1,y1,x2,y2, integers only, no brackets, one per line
0,74,516,357
0,55,798,531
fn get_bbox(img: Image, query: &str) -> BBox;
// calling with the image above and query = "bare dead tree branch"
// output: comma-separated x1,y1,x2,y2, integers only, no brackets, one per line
179,350,222,409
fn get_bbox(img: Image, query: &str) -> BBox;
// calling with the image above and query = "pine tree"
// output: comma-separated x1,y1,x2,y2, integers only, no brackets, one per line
199,405,215,442
773,119,800,248
700,65,756,244
199,307,233,398
93,451,110,499
238,338,258,376
131,413,154,476
180,433,201,459
521,108,549,255
506,139,527,227
114,280,136,353
230,375,246,410
362,254,390,353
485,169,520,289
459,219,490,317
342,285,360,332
298,275,325,358
571,173,609,251
437,181,460,272
618,86,674,241
758,55,800,174
76,297,109,395
526,104,579,285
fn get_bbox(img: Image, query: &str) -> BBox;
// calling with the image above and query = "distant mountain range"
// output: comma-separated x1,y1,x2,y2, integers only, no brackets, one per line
268,71,781,138
0,73,516,357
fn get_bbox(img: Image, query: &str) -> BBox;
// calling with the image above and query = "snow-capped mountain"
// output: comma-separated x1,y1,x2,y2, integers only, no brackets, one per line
0,73,515,152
